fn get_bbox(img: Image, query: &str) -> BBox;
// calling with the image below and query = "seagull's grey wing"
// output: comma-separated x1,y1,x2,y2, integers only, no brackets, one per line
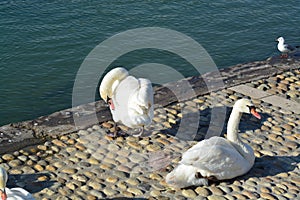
285,44,296,51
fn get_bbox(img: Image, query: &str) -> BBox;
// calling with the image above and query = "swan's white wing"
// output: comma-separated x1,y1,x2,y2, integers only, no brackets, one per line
6,187,35,200
112,76,153,128
111,76,138,124
132,78,154,116
136,78,153,107
127,77,153,127
180,137,249,179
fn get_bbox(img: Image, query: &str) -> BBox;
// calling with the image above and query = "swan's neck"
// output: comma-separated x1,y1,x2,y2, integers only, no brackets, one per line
227,107,254,163
227,107,242,143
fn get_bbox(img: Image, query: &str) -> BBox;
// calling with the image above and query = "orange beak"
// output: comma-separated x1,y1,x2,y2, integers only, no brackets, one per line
250,108,261,119
0,189,7,200
108,99,115,110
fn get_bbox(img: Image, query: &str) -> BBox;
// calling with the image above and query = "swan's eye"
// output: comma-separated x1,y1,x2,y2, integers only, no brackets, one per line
247,105,254,111
106,96,111,104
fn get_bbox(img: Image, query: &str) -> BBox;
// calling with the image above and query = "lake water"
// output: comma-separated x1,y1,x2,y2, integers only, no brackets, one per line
1,0,299,125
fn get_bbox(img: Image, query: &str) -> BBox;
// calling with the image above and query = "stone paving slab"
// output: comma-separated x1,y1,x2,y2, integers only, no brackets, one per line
229,84,300,114
229,85,272,99
261,95,300,114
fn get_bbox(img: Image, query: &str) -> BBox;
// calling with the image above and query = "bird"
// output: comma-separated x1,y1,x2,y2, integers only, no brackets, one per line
0,166,35,200
99,67,154,137
166,99,261,188
276,36,299,58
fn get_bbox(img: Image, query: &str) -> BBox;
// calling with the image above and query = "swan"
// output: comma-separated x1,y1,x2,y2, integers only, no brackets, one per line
166,99,261,188
99,67,154,137
0,166,35,200
276,36,299,58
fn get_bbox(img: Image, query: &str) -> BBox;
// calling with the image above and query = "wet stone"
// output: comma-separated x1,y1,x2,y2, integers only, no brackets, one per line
106,176,118,183
88,181,103,190
260,193,277,200
233,193,248,200
34,164,44,172
21,166,35,174
103,188,118,196
231,185,242,192
28,155,39,162
8,160,22,167
218,185,232,193
150,190,161,197
182,189,197,199
127,141,141,149
100,163,113,170
90,190,104,198
126,178,140,186
195,187,210,196
75,152,90,160
122,191,135,198
66,182,76,190
52,139,67,147
207,195,227,200
61,168,77,174
243,191,259,199
38,175,49,182
45,165,56,171
286,141,298,149
209,186,224,195
67,139,75,145
127,188,143,196
146,144,161,151
58,187,71,196
2,154,14,161
117,181,127,190
75,143,86,151
37,145,47,151
51,146,60,152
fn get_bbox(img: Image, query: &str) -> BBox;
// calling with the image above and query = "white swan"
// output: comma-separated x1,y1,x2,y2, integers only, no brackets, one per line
276,36,299,58
99,67,154,137
0,166,35,200
166,99,261,188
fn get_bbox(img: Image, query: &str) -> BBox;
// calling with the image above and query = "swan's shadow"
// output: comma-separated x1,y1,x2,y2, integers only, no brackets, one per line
239,155,299,180
7,173,55,193
160,105,269,142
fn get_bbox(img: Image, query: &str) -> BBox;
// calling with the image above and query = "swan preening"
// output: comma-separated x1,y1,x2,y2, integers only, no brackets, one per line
276,36,299,58
166,99,261,188
99,67,154,137
0,167,35,200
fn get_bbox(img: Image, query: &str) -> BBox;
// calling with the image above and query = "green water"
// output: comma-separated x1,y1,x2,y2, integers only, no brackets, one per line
0,1,299,125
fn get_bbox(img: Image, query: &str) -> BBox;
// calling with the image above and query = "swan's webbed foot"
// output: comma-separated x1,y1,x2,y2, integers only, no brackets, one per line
132,126,144,137
131,126,152,137
280,54,289,59
195,172,218,185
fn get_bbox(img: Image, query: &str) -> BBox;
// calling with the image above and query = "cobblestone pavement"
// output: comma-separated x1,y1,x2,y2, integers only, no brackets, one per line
0,67,299,200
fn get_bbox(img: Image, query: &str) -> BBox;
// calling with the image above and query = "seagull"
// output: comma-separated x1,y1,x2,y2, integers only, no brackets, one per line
0,166,35,200
99,67,154,137
276,36,299,58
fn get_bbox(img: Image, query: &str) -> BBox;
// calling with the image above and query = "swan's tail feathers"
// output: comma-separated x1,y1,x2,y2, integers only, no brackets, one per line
165,164,209,188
